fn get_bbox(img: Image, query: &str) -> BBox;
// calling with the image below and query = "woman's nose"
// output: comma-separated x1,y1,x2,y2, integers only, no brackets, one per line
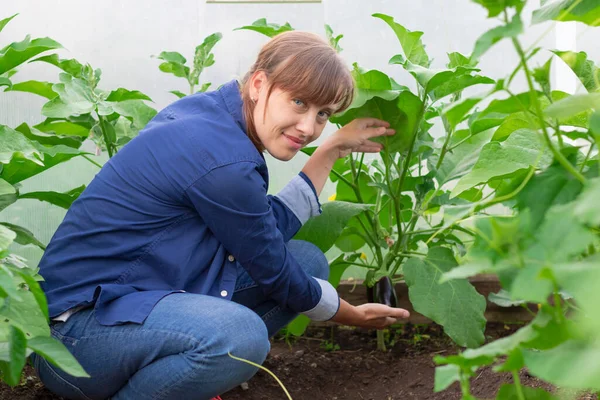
296,115,315,138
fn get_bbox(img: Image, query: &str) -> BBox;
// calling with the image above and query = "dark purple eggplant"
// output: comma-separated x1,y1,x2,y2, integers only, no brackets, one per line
367,276,398,307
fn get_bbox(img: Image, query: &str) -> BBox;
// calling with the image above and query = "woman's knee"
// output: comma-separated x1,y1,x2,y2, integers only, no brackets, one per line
288,240,329,281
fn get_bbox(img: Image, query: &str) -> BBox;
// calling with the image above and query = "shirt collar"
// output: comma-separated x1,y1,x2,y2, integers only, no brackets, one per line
219,79,247,135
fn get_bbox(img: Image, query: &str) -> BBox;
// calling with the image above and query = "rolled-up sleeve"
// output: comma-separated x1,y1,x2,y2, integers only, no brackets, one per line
184,161,339,321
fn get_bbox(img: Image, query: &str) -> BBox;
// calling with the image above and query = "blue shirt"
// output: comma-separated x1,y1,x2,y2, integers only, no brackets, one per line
39,80,340,326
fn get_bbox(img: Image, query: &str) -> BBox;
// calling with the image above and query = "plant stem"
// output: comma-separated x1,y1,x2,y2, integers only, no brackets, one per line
436,115,454,170
511,37,586,184
96,114,114,159
330,169,355,189
376,330,386,352
83,155,103,169
580,144,594,173
512,371,526,400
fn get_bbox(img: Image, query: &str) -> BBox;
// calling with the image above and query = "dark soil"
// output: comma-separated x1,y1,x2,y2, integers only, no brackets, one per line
1,323,596,400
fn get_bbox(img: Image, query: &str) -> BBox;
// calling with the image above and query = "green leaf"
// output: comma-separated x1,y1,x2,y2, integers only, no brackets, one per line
19,185,85,209
404,247,486,348
156,51,186,65
27,336,89,378
328,253,360,288
0,289,49,338
13,269,48,320
496,384,557,399
0,14,18,34
447,52,477,69
492,112,538,141
30,54,84,78
440,260,495,282
553,50,599,93
1,149,82,184
452,129,552,198
34,120,90,137
0,223,45,250
106,88,152,102
533,57,553,100
234,18,293,38
0,76,11,89
331,91,422,153
532,0,600,27
169,90,186,99
544,93,600,119
434,364,460,392
0,266,22,301
373,13,430,67
434,128,494,186
0,36,63,75
42,74,95,118
517,164,583,229
15,122,83,149
443,97,485,131
471,14,523,61
472,0,526,17
5,80,57,99
0,225,16,252
0,125,43,166
294,201,372,253
111,100,157,129
488,289,526,307
2,326,27,386
0,178,17,212
573,177,600,226
523,339,600,390
285,315,310,337
325,24,343,53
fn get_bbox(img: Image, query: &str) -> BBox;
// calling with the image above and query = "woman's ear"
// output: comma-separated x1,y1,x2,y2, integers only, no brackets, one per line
249,71,268,102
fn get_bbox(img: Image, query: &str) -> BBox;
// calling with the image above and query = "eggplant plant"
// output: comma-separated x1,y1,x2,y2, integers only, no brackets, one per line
0,14,88,386
154,32,222,98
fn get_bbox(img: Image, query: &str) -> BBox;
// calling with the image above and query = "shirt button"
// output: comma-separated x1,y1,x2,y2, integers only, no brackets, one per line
227,255,235,262
220,290,228,297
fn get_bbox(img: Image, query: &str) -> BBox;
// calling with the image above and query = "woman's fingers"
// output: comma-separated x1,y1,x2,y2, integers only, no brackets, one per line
358,118,390,128
367,127,395,138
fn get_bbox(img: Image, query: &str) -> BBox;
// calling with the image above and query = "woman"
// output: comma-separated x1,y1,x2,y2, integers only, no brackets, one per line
31,31,409,400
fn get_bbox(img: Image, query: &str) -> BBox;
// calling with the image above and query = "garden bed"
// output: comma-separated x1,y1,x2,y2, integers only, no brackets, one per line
2,323,595,400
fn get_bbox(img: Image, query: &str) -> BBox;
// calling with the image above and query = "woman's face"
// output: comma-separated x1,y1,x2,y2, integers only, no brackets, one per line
249,72,336,161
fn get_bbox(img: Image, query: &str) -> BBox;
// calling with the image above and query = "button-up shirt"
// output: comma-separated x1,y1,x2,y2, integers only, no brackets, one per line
39,80,340,325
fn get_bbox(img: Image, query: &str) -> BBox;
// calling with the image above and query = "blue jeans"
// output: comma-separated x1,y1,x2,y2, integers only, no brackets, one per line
31,240,328,400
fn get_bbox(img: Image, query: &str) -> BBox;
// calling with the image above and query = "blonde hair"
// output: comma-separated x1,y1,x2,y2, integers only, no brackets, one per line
240,31,355,152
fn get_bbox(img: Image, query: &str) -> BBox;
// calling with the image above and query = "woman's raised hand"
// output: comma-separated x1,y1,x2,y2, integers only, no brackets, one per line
326,118,395,159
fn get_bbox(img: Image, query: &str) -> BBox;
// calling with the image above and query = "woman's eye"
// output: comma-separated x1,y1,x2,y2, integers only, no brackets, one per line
293,99,305,107
318,111,331,120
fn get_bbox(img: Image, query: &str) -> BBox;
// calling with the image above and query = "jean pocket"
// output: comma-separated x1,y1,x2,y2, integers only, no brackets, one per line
33,352,93,400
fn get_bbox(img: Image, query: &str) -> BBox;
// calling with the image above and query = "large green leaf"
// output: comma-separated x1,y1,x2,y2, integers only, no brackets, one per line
373,14,429,67
544,93,600,119
433,128,494,186
27,336,89,377
0,326,27,386
517,164,583,229
111,100,157,129
19,185,85,209
5,80,57,99
34,120,90,137
492,111,538,141
471,14,523,61
331,91,422,153
294,201,372,253
0,125,42,166
0,76,11,89
0,225,16,252
285,315,311,337
190,33,222,85
0,36,62,75
451,129,552,198
0,178,17,212
14,123,83,149
106,88,152,102
532,0,600,27
404,247,486,348
234,18,293,38
434,364,460,392
397,59,494,102
443,97,485,131
553,51,599,92
156,51,189,78
523,339,600,390
0,223,45,250
0,14,18,34
30,54,84,78
1,148,83,184
0,289,49,338
42,74,95,118
573,177,600,226
472,0,526,17
496,384,557,399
